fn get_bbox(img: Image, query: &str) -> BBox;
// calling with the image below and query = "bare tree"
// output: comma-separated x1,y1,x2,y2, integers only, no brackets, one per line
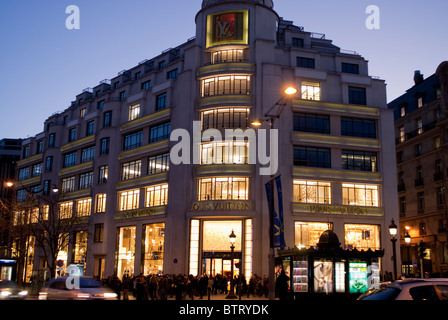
0,187,89,282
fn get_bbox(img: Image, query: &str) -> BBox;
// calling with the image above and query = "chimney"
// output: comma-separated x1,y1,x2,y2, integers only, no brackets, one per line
414,70,424,85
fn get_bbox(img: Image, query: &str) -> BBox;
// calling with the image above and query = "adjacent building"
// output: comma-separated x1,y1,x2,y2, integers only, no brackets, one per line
389,62,448,276
13,0,398,287
0,138,22,281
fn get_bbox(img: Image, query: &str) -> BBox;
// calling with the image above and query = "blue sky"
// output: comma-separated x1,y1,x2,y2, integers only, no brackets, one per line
0,0,447,139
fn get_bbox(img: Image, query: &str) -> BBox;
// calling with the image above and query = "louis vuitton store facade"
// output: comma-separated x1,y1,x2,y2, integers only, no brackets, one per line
15,0,399,282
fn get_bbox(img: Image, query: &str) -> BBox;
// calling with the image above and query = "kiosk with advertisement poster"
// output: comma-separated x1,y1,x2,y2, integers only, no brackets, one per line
276,230,383,300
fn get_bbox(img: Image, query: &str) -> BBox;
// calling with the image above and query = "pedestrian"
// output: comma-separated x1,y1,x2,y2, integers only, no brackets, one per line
275,269,290,300
135,274,145,301
122,275,130,300
207,276,214,299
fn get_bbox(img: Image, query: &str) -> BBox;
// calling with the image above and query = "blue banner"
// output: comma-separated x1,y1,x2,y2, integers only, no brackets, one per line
274,176,286,250
265,177,286,250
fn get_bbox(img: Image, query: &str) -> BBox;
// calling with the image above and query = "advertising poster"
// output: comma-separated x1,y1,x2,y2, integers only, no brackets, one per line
314,260,333,294
349,262,368,294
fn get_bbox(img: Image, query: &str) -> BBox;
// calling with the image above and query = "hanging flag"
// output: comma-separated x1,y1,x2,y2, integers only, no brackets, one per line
265,177,286,250
265,181,275,248
274,175,286,250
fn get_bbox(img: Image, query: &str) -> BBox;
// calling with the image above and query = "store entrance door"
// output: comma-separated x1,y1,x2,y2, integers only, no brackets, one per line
203,252,241,277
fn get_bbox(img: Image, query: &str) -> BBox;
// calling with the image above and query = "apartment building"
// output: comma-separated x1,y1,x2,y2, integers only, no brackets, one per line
389,62,448,276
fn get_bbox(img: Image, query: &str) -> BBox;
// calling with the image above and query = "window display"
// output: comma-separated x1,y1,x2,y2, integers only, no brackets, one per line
295,222,332,249
345,224,380,251
116,226,136,278
142,223,165,275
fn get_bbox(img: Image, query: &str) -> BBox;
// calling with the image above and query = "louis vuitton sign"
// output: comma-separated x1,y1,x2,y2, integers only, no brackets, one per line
190,200,252,212
206,11,249,48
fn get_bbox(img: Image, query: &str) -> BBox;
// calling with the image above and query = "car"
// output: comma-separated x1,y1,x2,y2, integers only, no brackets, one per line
358,278,448,300
0,281,28,300
39,276,117,300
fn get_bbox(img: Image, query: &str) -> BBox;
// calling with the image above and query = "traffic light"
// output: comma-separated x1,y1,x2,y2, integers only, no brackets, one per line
418,240,427,259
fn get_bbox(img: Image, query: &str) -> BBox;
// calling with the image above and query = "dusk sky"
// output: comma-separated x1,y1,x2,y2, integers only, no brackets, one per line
1,0,447,139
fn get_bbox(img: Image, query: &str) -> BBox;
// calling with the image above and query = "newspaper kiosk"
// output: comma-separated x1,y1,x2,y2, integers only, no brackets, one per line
277,230,384,300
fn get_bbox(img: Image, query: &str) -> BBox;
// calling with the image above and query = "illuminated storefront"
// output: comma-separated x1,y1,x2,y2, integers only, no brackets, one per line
116,226,136,278
142,223,165,275
189,219,253,281
73,231,88,273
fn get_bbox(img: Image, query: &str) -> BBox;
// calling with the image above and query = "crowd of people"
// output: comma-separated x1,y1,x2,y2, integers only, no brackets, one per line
103,273,274,300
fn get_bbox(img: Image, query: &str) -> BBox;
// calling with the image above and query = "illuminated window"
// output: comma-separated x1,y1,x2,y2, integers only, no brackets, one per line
62,177,76,193
74,231,87,266
201,75,251,97
293,180,331,204
344,224,380,250
399,126,405,143
301,81,321,101
148,153,170,175
116,226,136,278
201,141,250,165
211,49,244,64
198,177,249,201
417,118,423,135
129,104,140,121
142,223,165,275
189,219,200,275
76,198,91,217
121,160,141,180
203,221,242,252
201,108,250,130
417,97,423,108
295,222,332,249
41,205,49,220
118,189,140,211
244,219,253,281
145,183,168,207
95,194,107,213
59,201,73,219
342,184,379,207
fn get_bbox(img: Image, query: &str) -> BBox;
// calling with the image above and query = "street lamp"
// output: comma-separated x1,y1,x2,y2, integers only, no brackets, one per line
389,219,398,281
404,229,411,277
251,86,298,300
226,230,237,299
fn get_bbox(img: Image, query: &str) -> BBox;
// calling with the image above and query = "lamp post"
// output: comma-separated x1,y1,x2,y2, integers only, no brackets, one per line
226,230,237,299
389,219,398,281
404,229,411,277
251,86,298,300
